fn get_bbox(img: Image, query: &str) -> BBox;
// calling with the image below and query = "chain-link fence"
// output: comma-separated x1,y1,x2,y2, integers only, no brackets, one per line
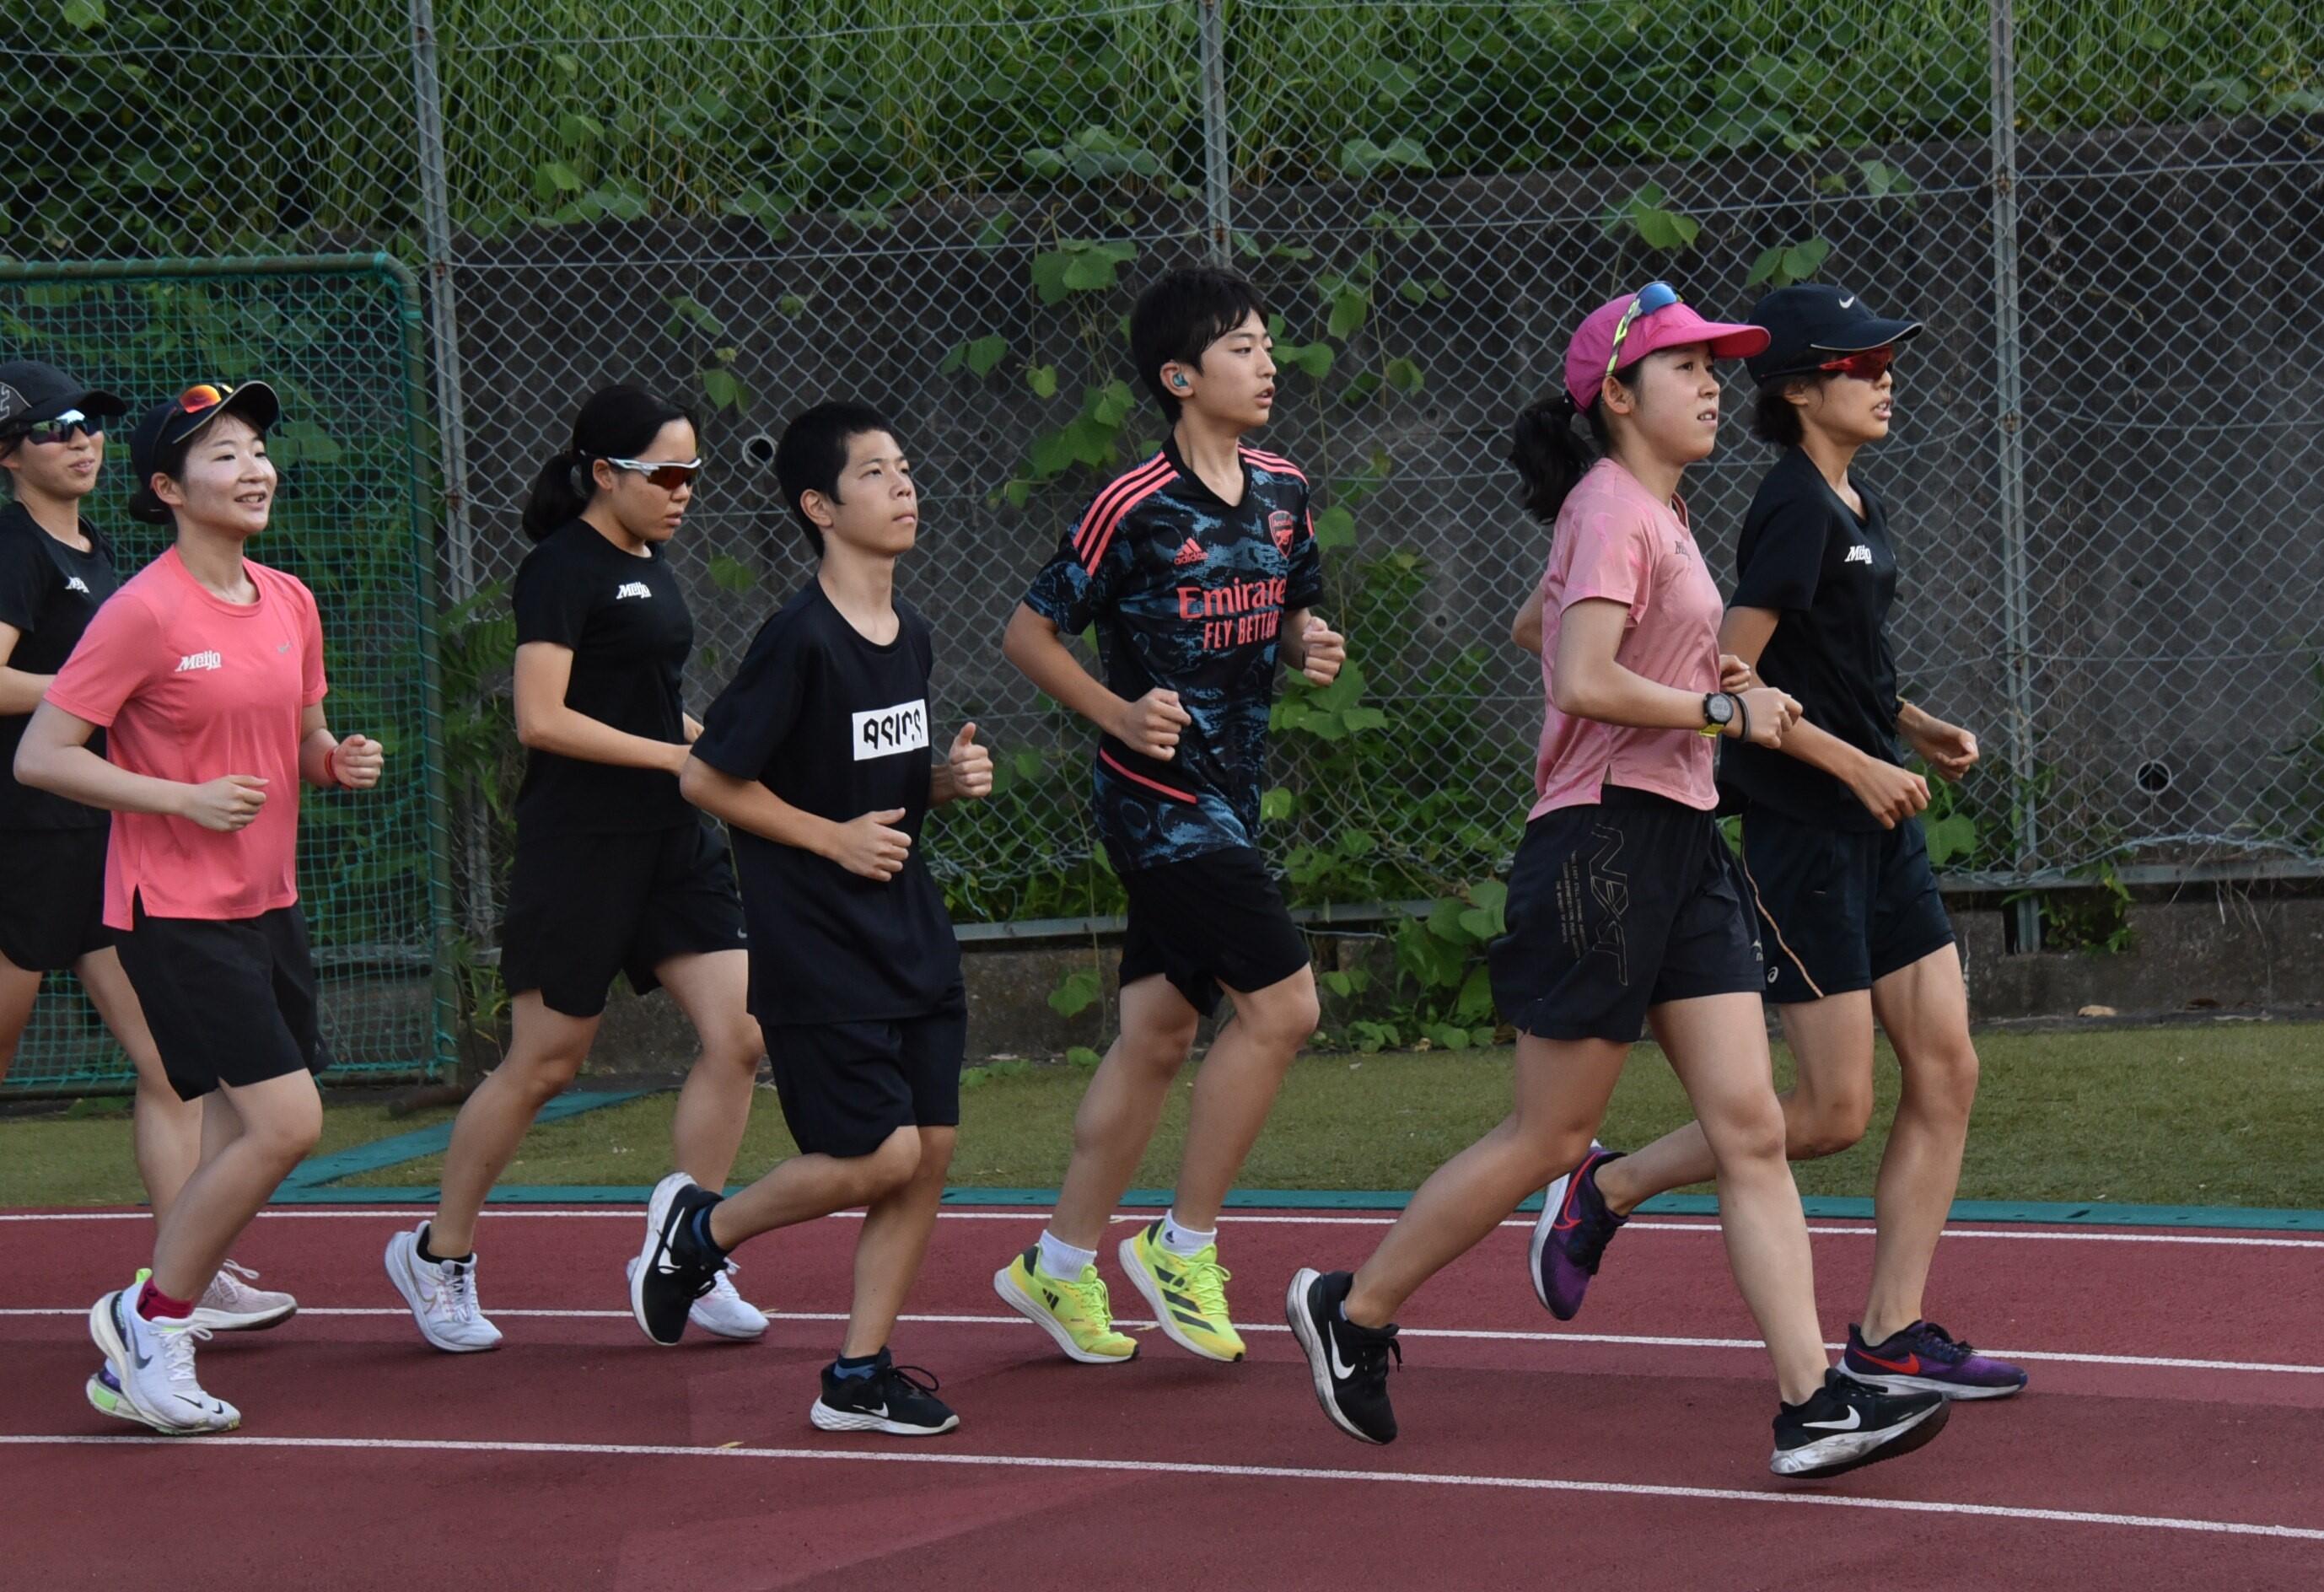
4,2,2321,982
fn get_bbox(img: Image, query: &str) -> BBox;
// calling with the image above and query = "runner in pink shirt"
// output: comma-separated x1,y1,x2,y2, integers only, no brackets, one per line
15,380,385,1434
1287,285,1950,1481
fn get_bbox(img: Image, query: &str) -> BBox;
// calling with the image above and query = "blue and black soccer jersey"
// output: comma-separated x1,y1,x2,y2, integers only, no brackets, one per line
1023,438,1323,872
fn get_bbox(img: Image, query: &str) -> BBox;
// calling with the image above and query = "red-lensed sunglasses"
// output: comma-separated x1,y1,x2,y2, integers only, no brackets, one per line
177,383,232,414
1817,347,1896,381
606,456,702,491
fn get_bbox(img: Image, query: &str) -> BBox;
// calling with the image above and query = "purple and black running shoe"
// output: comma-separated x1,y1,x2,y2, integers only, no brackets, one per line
1529,1144,1628,1320
1843,1320,2029,1400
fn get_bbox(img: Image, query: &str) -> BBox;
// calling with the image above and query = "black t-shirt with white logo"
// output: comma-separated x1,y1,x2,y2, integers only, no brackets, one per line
0,503,118,829
1722,447,1905,831
509,519,695,833
689,580,963,1027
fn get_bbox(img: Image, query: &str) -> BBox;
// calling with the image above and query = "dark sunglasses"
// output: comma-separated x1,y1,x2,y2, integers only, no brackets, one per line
1817,347,1897,381
607,456,702,491
13,409,104,446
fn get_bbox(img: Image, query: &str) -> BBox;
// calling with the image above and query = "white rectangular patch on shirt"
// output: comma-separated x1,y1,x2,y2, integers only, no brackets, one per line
852,699,929,761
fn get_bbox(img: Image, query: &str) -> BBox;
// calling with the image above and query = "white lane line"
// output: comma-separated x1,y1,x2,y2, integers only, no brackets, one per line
5,1307,2316,1380
4,1207,2319,1248
0,1432,2316,1542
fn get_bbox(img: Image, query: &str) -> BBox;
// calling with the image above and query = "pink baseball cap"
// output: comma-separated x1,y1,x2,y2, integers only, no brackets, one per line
1563,284,1770,409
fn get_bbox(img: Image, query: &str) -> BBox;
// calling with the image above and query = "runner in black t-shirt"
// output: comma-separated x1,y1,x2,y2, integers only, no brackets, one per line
1576,286,2026,1401
991,268,1348,1369
0,361,299,1333
629,400,991,1436
388,385,766,1353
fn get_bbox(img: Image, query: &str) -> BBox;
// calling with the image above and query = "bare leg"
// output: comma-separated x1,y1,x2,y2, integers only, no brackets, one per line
1345,1033,1626,1326
77,948,207,1225
427,992,600,1256
1044,975,1202,1250
1863,944,1978,1343
148,1070,321,1300
707,1126,920,1250
651,949,763,1192
0,954,39,1084
1649,993,1828,1405
843,1127,955,1358
1170,965,1320,1231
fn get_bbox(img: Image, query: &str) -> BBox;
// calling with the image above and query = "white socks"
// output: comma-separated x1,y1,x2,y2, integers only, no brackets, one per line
1158,1210,1217,1256
1036,1230,1096,1281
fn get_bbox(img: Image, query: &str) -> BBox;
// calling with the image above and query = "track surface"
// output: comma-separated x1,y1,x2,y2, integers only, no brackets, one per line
6,1204,2321,1590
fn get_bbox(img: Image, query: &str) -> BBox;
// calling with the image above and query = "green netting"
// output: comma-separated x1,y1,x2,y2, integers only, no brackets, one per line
0,257,455,1095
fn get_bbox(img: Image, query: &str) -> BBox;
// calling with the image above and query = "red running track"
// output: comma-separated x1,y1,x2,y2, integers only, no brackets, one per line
4,1203,2321,1591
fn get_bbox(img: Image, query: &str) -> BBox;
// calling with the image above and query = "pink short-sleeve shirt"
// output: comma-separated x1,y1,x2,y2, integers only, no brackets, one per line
45,547,327,926
1530,458,1724,817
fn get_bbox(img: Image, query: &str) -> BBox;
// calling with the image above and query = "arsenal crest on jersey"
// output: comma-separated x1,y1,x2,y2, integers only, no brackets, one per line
1267,509,1295,555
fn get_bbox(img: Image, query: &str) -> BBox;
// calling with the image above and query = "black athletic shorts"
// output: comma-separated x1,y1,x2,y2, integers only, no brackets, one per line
1738,806,1957,1006
501,817,748,1019
1488,786,1764,1044
116,895,325,1101
769,1008,967,1159
1119,846,1312,1019
0,826,114,972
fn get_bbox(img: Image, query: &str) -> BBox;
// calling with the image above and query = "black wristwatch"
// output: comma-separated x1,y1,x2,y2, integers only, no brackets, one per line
1701,691,1735,738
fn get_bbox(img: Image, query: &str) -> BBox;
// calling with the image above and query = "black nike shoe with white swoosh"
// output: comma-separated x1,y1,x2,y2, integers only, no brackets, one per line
1771,1369,1950,1477
629,1172,726,1346
810,1349,960,1436
1286,1267,1401,1444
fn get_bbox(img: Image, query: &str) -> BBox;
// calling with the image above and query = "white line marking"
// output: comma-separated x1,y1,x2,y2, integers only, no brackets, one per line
0,1432,2316,1542
3,1207,2318,1248
6,1308,2315,1380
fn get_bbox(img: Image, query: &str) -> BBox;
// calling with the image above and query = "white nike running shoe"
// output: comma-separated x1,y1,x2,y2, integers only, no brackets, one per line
385,1224,503,1353
190,1259,298,1331
87,1285,239,1434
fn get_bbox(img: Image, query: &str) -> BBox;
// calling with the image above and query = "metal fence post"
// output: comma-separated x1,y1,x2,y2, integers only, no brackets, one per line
408,0,476,603
1988,0,2043,952
1197,0,1234,264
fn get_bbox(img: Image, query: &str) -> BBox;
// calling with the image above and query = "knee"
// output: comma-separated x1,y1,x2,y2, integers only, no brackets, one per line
1713,1093,1792,1170
249,1101,323,1170
1789,1089,1875,1160
1122,1014,1200,1077
858,1127,922,1198
916,1127,957,1181
706,1017,767,1075
1237,980,1321,1056
501,1049,586,1105
1901,1037,1980,1121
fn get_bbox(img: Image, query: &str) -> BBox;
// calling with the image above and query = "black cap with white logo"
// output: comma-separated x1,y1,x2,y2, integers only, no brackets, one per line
1745,284,1923,386
0,360,129,436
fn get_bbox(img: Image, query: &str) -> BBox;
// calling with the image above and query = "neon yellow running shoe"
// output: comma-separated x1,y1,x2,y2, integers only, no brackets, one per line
1120,1221,1245,1363
993,1247,1138,1364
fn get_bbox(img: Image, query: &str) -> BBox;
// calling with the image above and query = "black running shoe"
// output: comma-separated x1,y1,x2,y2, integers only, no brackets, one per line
810,1350,960,1436
1770,1369,1950,1478
629,1172,725,1346
1285,1267,1401,1444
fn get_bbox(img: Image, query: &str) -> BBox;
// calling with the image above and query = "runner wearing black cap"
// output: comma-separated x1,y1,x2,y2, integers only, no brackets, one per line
1537,284,2028,1401
0,362,298,1334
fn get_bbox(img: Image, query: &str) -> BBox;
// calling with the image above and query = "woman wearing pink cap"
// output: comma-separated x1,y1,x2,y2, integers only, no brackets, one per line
1285,285,1950,1479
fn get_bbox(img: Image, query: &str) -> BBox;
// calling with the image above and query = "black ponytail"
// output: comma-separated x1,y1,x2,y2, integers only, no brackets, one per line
1507,390,1611,526
519,383,694,541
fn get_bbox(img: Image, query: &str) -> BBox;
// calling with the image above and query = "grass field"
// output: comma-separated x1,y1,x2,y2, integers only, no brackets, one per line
3,1021,2316,1211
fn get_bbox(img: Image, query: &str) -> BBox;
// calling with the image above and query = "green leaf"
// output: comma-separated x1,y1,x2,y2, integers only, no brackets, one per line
974,212,1014,250
1312,505,1357,550
1025,362,1059,398
1367,60,1420,103
1422,1023,1473,1051
1341,706,1389,732
707,552,755,594
701,366,747,412
266,420,342,466
1746,244,1789,288
1278,342,1334,379
1011,749,1044,781
1924,812,1978,869
557,111,605,148
664,294,724,341
1320,971,1355,999
1337,136,1434,178
777,293,808,317
1384,356,1424,394
1337,829,1376,858
1327,286,1370,340
1065,1046,1104,1070
1782,236,1832,281
62,0,105,30
1048,967,1103,1018
533,159,584,202
1260,787,1297,821
1452,964,1496,1024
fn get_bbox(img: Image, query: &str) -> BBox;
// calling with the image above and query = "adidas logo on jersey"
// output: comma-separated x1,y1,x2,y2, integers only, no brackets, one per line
65,577,91,594
1173,537,1207,567
615,581,653,600
1844,544,1873,566
175,650,223,673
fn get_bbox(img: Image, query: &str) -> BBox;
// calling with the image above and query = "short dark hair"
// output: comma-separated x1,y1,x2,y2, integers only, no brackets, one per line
1751,377,1824,448
772,401,898,557
1129,266,1267,424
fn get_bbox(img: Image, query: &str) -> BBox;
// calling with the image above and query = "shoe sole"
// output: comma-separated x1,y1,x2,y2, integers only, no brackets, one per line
1117,1236,1242,1363
188,1301,297,1333
991,1264,1136,1364
1838,1365,2028,1401
383,1233,500,1353
625,1256,767,1342
1771,1397,1951,1478
1283,1268,1389,1446
84,1298,239,1434
1529,1142,1602,1320
809,1398,960,1437
630,1174,695,1347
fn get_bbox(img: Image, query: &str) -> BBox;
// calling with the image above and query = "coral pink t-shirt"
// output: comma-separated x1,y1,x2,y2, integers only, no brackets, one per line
1530,458,1724,818
46,547,326,926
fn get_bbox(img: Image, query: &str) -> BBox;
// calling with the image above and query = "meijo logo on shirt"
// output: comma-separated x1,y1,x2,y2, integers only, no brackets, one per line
615,581,653,600
65,577,90,594
1843,544,1874,567
852,699,929,761
175,650,223,673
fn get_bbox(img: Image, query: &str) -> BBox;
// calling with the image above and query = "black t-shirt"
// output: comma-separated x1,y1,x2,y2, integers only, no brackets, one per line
1721,448,1904,831
689,580,963,1027
0,503,117,830
509,519,695,834
1020,439,1323,871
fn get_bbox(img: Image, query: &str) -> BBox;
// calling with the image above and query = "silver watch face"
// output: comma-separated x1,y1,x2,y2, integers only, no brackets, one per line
1706,693,1734,726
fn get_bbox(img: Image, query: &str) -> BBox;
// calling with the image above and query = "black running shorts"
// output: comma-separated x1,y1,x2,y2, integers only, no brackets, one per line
769,1009,966,1160
0,826,113,972
115,895,325,1100
1118,846,1312,1019
1738,807,1957,1006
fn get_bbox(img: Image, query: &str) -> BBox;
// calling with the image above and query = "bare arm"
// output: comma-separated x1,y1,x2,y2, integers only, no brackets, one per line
1553,599,1796,745
1001,602,1186,760
0,623,51,717
680,755,912,881
1720,603,1928,826
1510,591,1543,655
295,702,385,791
514,641,689,774
13,700,275,830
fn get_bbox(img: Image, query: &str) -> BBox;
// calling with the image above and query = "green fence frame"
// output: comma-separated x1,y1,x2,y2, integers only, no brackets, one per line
0,255,456,1095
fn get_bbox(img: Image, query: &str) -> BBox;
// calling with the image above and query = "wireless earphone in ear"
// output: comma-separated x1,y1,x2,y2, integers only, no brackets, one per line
1173,374,1190,389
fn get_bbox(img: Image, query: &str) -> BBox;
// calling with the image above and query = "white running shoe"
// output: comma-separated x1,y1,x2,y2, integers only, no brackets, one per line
86,1286,239,1434
190,1260,298,1332
626,1255,768,1341
384,1224,503,1353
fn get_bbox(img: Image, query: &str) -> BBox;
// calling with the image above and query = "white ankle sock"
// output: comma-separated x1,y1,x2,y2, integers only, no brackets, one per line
1036,1230,1096,1280
1158,1210,1217,1256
